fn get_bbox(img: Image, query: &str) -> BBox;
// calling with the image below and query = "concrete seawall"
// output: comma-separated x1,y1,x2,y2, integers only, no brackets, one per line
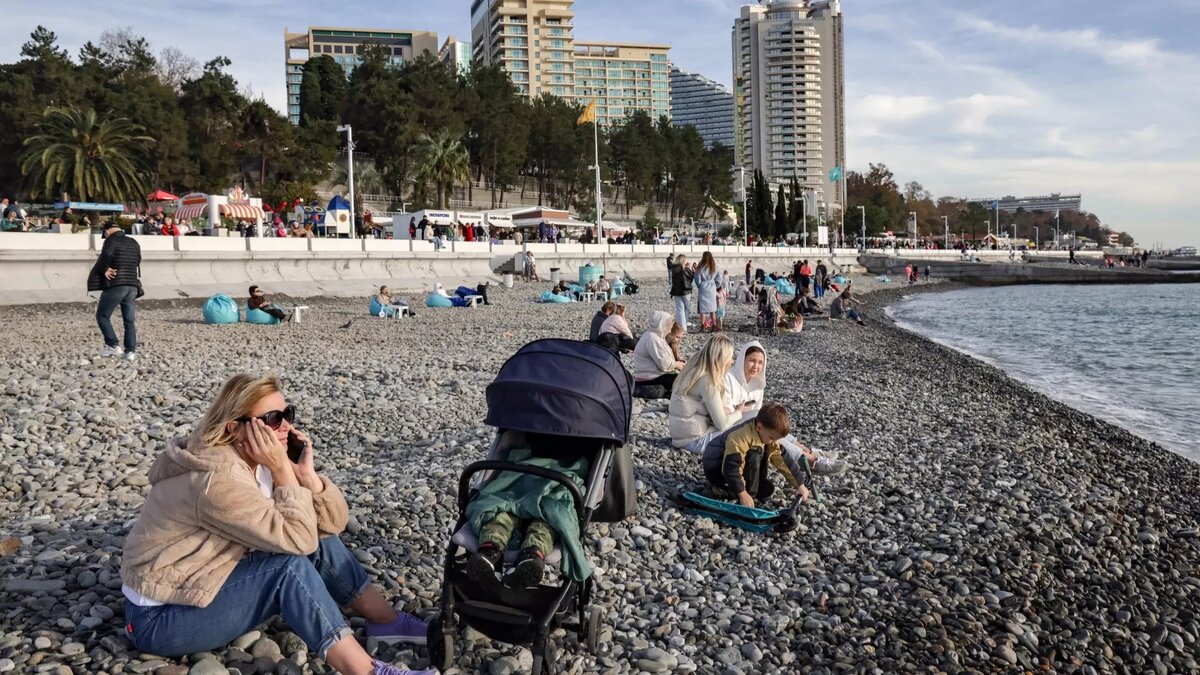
863,254,1200,285
0,232,866,305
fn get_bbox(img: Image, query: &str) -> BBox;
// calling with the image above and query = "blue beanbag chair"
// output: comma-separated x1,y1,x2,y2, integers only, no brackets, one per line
832,275,848,285
369,297,398,317
426,294,453,308
540,291,572,304
568,283,584,294
245,303,284,325
775,280,796,296
203,294,240,324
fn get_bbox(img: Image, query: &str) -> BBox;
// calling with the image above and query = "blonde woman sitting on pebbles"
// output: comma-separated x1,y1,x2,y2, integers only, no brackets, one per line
120,374,434,675
725,341,848,476
669,334,757,453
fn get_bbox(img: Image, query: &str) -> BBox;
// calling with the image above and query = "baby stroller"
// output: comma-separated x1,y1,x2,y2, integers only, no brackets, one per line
620,271,640,295
428,339,636,674
756,285,780,336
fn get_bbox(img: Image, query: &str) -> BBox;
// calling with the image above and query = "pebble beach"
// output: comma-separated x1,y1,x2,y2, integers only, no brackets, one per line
1,276,1199,675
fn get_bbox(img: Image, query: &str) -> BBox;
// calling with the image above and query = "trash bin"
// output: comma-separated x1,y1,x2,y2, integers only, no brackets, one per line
550,267,561,283
503,273,514,288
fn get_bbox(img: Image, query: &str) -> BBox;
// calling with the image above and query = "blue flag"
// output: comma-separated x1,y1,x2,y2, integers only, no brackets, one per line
829,166,843,183
990,200,999,209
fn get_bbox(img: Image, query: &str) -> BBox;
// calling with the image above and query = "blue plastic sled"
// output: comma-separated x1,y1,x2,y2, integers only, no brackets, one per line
677,457,817,533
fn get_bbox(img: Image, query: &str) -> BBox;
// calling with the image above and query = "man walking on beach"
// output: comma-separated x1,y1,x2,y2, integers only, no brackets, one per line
87,222,142,361
745,259,752,286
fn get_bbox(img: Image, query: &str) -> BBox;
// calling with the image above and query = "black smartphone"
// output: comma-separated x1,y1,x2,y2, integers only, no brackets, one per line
286,431,306,463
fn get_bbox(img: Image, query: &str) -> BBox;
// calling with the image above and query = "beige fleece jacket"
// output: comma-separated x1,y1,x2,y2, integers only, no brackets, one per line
120,436,349,608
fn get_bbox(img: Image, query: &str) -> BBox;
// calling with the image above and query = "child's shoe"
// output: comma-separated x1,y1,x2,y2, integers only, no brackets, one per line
466,543,504,584
505,547,545,588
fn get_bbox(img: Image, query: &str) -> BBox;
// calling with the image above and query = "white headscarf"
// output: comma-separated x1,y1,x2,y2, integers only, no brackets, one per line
725,340,766,412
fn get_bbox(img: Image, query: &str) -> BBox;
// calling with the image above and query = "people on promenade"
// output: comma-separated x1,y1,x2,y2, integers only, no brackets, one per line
829,280,865,326
633,310,685,398
668,254,693,332
701,404,809,508
669,334,756,453
87,222,142,361
119,374,433,675
694,252,722,333
248,286,289,322
598,303,638,353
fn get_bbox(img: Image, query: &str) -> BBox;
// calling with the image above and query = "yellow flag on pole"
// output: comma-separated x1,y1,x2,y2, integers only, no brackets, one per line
577,99,597,126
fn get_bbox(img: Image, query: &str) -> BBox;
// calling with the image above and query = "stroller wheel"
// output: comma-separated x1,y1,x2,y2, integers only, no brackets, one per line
426,615,454,672
584,605,604,654
531,639,558,675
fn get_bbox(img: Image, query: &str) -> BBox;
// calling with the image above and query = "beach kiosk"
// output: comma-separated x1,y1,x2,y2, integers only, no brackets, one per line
324,195,353,237
174,188,265,235
392,209,455,240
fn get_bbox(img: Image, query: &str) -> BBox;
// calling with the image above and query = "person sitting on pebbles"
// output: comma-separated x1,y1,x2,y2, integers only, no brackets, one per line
828,279,866,326
632,310,686,398
589,301,615,343
726,341,847,477
248,285,290,322
669,334,756,454
120,374,433,675
702,403,810,509
597,303,638,353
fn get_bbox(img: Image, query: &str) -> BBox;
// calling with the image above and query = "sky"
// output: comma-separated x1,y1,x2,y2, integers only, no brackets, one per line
6,0,1198,247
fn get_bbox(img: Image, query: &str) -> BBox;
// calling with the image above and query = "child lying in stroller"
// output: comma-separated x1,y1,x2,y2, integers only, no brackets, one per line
464,432,593,588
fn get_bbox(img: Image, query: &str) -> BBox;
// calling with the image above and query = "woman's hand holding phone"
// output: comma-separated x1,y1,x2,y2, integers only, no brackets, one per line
288,430,324,494
243,419,297,487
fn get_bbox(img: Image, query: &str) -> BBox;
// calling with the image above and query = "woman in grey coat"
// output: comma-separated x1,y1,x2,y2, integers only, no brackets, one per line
693,251,722,332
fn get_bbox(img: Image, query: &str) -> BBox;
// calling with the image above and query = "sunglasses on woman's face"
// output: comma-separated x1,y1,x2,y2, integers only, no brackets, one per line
238,405,296,430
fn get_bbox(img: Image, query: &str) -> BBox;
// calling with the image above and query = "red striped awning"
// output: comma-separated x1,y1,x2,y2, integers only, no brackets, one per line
173,202,265,221
174,203,207,220
220,202,264,220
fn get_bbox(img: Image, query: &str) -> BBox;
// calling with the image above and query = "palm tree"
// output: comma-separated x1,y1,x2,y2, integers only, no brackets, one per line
331,158,384,210
414,131,469,209
20,107,153,204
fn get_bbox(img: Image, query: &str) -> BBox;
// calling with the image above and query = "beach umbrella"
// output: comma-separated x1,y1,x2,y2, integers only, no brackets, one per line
147,189,179,202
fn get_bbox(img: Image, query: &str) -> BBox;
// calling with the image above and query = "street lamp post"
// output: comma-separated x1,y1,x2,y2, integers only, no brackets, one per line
909,211,917,246
942,215,949,249
734,165,748,246
857,205,865,251
1035,226,1039,250
336,125,355,239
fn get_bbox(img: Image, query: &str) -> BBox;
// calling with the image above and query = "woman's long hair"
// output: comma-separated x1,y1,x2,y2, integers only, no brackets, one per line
699,251,717,276
195,374,283,449
674,334,734,399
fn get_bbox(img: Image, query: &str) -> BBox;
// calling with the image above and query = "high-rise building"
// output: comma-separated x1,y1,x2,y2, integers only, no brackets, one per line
733,0,844,209
470,0,576,98
971,193,1083,214
669,66,735,149
284,26,439,124
439,36,473,76
575,41,671,126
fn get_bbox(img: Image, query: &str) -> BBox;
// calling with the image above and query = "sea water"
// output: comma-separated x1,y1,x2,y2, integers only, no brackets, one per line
886,284,1200,462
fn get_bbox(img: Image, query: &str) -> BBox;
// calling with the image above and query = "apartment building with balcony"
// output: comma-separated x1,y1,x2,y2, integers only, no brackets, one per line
284,26,439,124
669,66,735,149
575,41,671,126
732,0,844,208
470,0,576,98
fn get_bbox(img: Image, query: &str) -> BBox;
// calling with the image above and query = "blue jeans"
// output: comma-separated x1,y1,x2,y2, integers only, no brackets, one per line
673,295,689,330
97,286,138,352
124,536,368,659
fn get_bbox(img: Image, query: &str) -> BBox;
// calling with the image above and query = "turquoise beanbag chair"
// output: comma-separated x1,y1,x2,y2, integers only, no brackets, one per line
540,291,572,304
245,303,284,325
369,297,397,317
426,294,453,308
203,294,240,324
775,280,796,296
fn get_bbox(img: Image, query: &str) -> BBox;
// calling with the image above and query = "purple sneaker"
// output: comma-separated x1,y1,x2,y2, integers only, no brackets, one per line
372,660,435,675
366,612,429,645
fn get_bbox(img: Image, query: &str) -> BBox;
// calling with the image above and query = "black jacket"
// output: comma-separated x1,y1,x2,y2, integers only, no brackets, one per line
668,259,693,297
589,311,608,342
87,231,142,292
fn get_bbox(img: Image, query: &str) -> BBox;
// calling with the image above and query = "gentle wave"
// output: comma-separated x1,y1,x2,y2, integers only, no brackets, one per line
887,284,1200,461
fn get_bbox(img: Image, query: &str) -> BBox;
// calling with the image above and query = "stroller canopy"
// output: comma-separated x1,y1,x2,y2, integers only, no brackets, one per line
485,339,632,444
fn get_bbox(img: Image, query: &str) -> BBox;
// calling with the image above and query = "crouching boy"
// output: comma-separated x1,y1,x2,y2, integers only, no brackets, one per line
702,403,810,508
464,433,592,588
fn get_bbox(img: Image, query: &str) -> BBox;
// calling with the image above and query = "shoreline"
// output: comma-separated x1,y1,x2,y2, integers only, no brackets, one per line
0,277,1198,673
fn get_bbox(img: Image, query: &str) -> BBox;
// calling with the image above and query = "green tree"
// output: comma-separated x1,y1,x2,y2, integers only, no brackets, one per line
464,66,529,207
298,55,348,126
773,183,788,240
415,130,469,209
179,57,248,191
20,106,152,203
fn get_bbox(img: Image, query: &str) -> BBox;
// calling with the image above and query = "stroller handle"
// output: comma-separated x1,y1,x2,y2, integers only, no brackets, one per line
458,460,586,516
